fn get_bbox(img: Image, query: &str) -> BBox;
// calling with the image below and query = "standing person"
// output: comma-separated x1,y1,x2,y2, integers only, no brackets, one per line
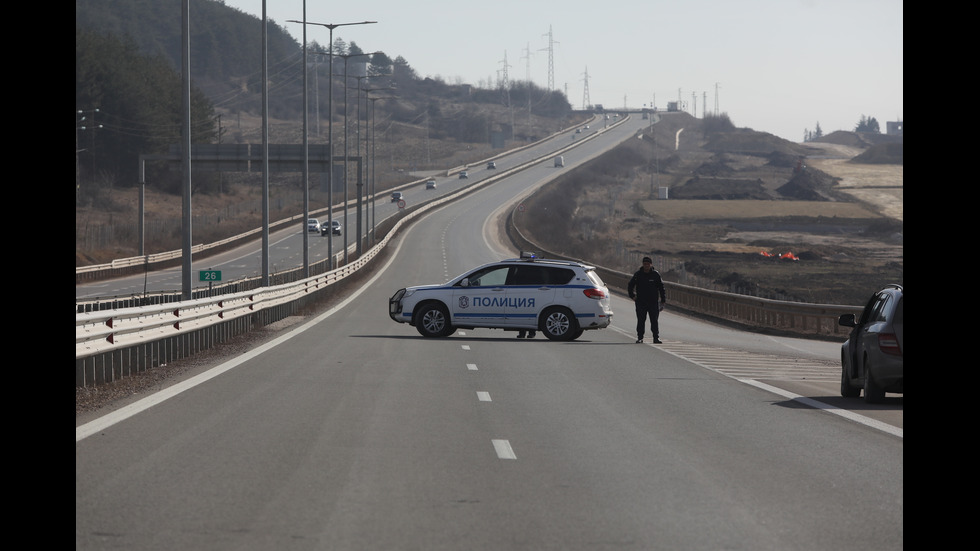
628,257,666,343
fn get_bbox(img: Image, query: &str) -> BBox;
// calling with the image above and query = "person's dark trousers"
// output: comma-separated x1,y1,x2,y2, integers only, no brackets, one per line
635,301,660,340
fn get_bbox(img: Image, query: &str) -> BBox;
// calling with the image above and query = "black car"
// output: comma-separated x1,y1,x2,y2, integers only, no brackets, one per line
838,284,903,403
487,161,496,169
320,220,342,236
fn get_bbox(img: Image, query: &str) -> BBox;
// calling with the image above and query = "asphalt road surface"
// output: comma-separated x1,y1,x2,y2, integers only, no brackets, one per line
76,115,902,550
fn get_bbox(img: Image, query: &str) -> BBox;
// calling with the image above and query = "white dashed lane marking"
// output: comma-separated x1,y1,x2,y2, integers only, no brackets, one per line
492,439,516,459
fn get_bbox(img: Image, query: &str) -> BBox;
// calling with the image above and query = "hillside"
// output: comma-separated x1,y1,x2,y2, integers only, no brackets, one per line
75,0,582,265
75,1,902,307
517,112,903,306
74,103,589,266
77,108,903,307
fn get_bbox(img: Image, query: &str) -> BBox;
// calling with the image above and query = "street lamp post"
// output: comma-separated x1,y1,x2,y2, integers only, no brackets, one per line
341,54,352,264
366,94,395,244
349,65,386,255
361,83,395,242
299,3,310,277
76,108,101,186
334,51,377,263
354,75,367,255
287,19,376,269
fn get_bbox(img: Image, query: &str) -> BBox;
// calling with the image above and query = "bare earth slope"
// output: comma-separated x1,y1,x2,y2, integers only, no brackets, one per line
518,118,903,306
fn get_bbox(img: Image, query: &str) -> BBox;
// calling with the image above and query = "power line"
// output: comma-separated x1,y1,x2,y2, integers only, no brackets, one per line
540,25,558,91
581,66,590,110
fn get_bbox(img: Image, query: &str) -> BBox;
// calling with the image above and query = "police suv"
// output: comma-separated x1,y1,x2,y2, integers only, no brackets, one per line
388,252,613,340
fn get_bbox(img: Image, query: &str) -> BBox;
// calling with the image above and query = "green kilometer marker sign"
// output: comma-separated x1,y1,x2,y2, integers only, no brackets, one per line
199,270,222,282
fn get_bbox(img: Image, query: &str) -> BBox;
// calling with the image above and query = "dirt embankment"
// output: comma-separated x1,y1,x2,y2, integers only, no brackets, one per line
519,117,903,306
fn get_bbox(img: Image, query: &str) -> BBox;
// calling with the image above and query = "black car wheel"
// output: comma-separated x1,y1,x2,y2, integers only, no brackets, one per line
840,353,860,398
863,356,885,403
540,307,579,341
415,303,453,338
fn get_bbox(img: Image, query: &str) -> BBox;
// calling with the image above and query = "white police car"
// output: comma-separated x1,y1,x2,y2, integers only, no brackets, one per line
388,252,613,340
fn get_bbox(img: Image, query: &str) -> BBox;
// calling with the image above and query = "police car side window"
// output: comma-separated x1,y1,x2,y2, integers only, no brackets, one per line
505,266,575,285
545,267,575,285
508,266,547,285
467,266,509,287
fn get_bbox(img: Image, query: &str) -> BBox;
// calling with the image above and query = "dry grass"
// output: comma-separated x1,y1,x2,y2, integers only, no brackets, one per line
75,105,589,266
637,199,879,220
518,122,903,306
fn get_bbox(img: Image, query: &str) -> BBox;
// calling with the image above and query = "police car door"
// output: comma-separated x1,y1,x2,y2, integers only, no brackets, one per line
451,265,510,327
504,265,565,327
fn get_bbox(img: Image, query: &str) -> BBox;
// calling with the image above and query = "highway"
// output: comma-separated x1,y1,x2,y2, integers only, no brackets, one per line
75,116,611,301
76,115,902,550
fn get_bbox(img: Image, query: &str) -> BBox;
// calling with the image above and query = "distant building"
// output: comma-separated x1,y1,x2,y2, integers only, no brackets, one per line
886,121,903,136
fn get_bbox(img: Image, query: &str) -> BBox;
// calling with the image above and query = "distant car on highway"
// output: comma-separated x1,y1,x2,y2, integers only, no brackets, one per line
391,191,403,203
838,284,903,403
320,220,342,236
458,171,468,179
388,252,614,340
487,161,496,169
307,218,321,233
425,180,437,189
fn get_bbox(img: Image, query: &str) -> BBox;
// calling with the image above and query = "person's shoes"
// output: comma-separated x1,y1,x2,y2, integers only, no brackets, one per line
635,338,643,343
653,338,663,344
527,332,536,338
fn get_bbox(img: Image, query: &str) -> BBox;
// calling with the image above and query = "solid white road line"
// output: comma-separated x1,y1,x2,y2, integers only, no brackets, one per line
77,220,415,443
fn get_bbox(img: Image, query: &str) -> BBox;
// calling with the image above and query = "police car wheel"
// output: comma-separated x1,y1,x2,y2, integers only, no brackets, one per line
541,307,578,341
416,303,452,337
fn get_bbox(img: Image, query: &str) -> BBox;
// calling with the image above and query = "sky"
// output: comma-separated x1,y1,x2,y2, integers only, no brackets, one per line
218,0,902,142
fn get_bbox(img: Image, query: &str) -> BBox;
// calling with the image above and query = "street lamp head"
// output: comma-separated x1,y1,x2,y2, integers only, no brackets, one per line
290,20,377,30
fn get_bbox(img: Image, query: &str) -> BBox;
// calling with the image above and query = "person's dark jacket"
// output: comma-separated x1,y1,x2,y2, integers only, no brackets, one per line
628,268,666,304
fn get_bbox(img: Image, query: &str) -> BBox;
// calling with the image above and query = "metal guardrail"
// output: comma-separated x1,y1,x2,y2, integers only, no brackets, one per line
75,157,539,386
76,254,366,359
76,115,861,388
76,207,328,283
75,114,606,285
504,210,862,339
